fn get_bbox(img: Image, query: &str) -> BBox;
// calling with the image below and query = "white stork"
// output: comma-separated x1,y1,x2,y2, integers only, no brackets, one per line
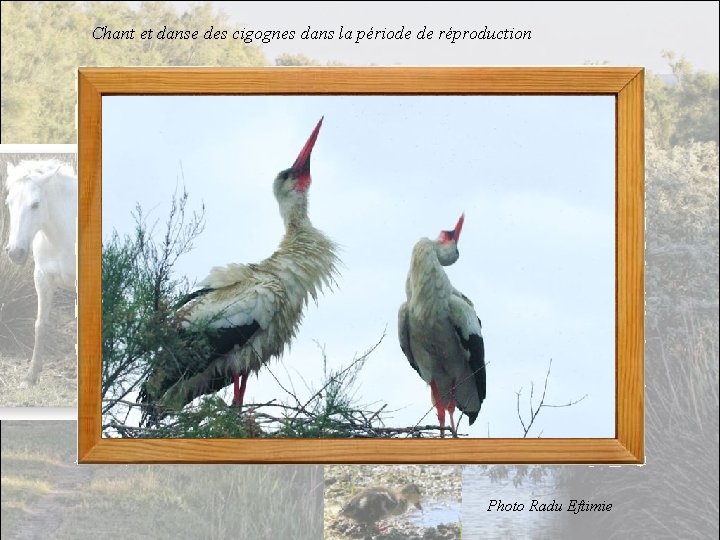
398,213,486,436
139,117,340,423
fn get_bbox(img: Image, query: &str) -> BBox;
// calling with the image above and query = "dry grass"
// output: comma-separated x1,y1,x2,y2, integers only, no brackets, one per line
2,421,325,540
1,422,76,536
0,255,36,356
1,476,53,494
1,451,66,467
54,464,324,540
0,346,76,407
1,421,76,462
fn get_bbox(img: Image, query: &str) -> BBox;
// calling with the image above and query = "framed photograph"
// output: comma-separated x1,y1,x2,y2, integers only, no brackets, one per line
78,67,644,464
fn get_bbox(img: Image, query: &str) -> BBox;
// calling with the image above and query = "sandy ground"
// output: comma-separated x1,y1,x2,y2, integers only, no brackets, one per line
0,294,76,408
0,352,76,407
325,464,461,540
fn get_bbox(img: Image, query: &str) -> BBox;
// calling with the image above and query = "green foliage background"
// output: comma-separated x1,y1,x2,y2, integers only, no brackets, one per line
0,1,266,143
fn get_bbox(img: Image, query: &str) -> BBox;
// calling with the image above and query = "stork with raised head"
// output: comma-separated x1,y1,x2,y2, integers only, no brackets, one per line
398,213,485,436
139,117,340,424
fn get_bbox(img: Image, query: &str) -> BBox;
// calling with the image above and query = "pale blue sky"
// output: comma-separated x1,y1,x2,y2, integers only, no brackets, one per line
103,95,615,437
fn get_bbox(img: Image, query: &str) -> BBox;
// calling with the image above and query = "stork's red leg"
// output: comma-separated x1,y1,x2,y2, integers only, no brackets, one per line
233,371,250,409
430,380,446,438
233,372,241,407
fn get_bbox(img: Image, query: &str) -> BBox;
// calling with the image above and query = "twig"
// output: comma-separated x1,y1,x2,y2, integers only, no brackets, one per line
515,358,588,437
291,331,385,422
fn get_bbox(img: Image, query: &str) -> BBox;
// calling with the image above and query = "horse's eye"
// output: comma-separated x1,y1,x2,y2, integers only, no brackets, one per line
31,202,40,210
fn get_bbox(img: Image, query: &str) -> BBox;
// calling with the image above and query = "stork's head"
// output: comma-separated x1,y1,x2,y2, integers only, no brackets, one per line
274,117,323,225
435,213,464,266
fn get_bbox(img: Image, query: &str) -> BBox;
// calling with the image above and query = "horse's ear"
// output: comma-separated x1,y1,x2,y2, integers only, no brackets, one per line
34,165,62,185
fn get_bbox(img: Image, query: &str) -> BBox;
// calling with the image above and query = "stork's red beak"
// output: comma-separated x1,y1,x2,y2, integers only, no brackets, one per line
453,213,465,242
292,117,323,191
438,213,465,244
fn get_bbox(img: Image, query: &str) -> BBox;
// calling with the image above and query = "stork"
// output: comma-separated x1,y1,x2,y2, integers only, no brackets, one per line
398,213,485,437
139,117,340,424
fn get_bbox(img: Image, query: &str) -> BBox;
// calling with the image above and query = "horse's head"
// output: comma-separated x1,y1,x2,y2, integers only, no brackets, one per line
4,161,61,265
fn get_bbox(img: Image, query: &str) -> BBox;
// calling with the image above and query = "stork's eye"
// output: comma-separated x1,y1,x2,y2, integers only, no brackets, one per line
438,230,454,243
31,201,40,210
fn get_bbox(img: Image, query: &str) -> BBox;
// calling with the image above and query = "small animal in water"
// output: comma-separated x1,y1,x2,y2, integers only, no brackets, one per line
340,483,423,534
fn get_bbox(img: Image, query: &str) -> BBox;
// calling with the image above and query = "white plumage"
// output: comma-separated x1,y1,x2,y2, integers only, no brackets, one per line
140,117,340,422
398,213,486,435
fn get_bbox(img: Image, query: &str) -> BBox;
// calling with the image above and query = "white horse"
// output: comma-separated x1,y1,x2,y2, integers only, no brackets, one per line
4,160,77,386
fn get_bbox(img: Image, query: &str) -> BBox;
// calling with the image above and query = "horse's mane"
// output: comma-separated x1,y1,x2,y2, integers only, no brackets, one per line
6,159,76,190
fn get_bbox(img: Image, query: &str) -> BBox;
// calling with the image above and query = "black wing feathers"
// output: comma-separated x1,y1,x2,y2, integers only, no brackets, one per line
398,305,421,376
202,321,261,360
401,342,421,377
155,320,261,397
138,282,261,424
178,322,262,397
453,318,486,425
172,286,214,310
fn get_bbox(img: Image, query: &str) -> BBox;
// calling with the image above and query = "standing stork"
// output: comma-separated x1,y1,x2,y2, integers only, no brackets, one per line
139,117,340,424
398,213,485,436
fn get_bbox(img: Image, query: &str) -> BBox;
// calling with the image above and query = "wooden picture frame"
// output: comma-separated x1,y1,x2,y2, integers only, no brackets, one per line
78,67,644,464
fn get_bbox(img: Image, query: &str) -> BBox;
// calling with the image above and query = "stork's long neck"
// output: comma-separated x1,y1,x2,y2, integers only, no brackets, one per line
278,196,308,229
407,239,453,311
270,215,340,309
